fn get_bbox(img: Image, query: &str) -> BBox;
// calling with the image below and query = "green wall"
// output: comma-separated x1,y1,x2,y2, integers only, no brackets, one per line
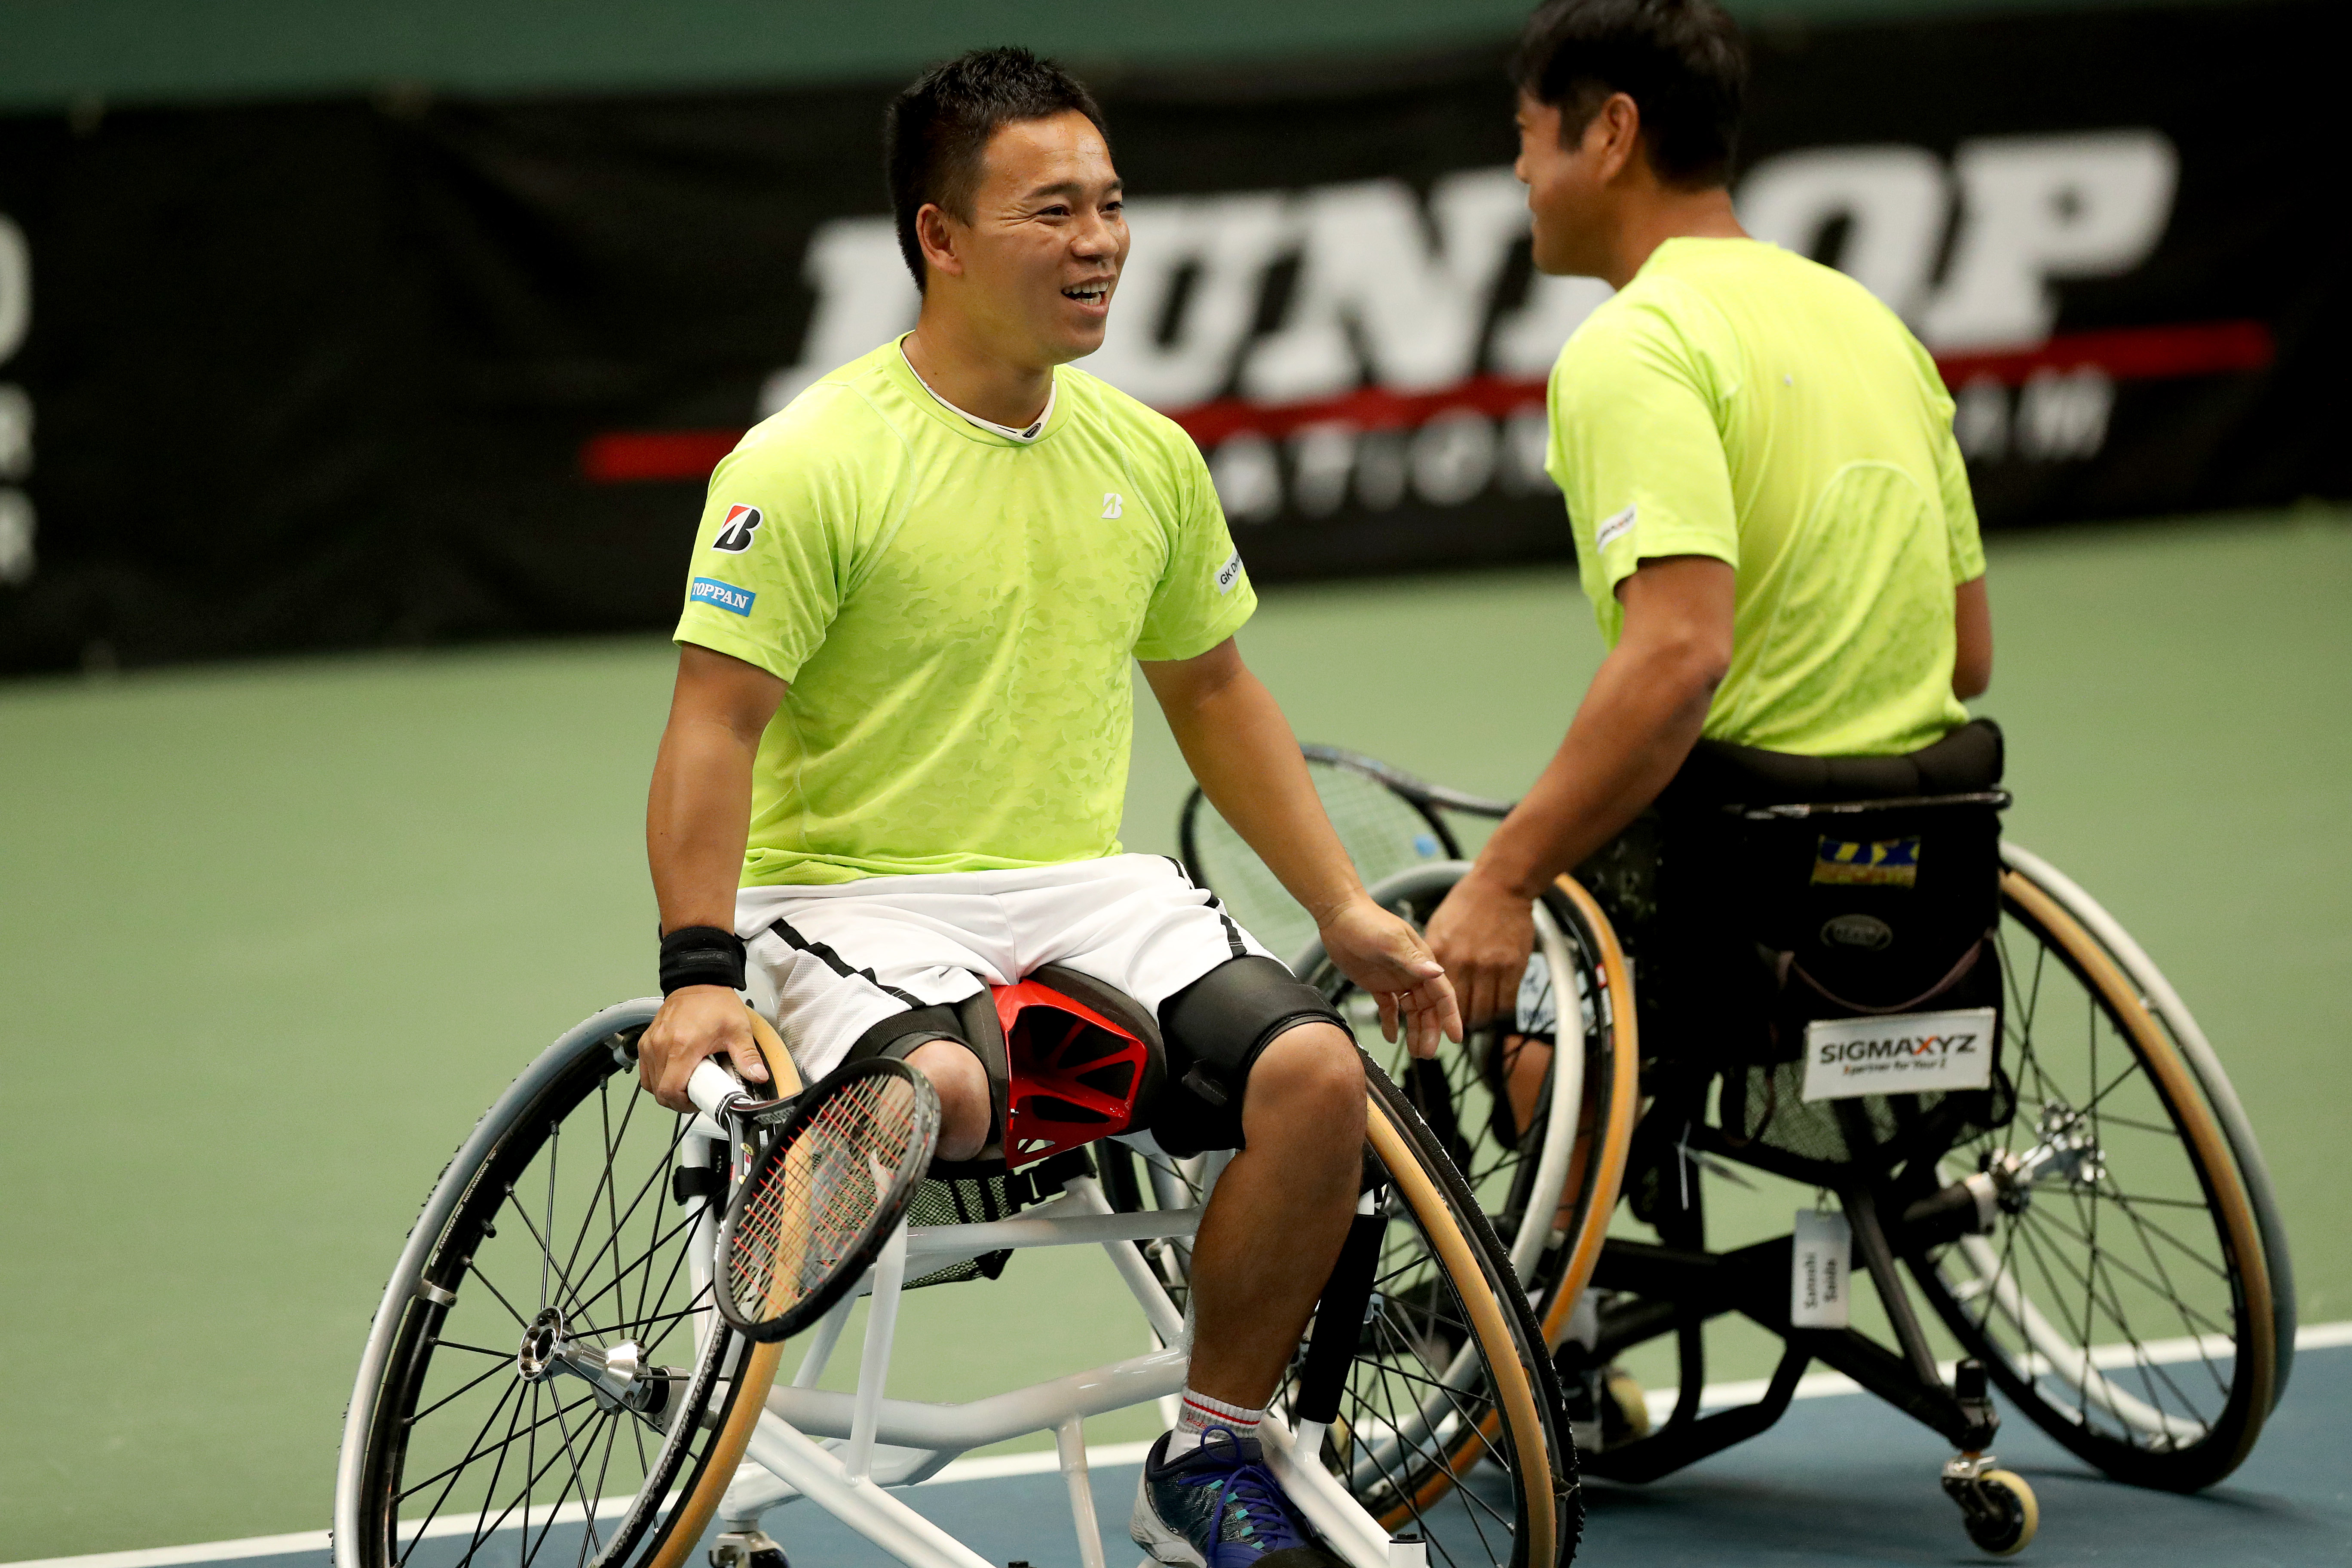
0,0,2257,115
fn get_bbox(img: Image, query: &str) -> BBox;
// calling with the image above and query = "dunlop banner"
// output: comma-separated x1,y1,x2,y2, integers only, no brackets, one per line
0,2,2340,671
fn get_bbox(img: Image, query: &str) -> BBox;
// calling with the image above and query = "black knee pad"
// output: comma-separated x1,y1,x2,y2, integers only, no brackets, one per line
1148,955,1350,1158
841,1002,968,1067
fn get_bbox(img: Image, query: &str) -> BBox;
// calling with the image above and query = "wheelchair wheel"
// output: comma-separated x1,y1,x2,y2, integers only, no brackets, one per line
1104,1058,1580,1566
335,1001,770,1568
1909,868,2284,1491
1289,863,1640,1347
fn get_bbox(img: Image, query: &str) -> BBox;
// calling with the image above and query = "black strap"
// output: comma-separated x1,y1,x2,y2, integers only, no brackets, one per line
671,1166,725,1204
1005,1148,1097,1207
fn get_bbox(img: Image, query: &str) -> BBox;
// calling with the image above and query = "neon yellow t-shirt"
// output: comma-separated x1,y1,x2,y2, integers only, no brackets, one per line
1546,237,1984,756
674,339,1257,885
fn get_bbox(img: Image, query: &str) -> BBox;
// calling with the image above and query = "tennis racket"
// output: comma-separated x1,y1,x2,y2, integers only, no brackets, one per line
1178,743,1516,964
691,1054,942,1344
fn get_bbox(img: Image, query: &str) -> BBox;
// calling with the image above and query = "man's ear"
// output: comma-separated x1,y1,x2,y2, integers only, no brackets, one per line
916,203,964,281
1592,92,1644,184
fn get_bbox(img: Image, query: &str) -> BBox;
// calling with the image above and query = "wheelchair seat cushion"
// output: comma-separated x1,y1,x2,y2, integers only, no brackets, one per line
1662,717,2003,810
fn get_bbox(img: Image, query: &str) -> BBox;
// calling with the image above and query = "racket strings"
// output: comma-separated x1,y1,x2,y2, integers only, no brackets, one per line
725,1073,927,1325
1191,762,1445,959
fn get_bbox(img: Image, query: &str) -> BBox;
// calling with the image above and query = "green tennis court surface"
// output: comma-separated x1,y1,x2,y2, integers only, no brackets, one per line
3,507,2348,1560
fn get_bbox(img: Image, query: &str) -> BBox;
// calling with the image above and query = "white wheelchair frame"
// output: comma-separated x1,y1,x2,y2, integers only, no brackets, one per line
336,984,1581,1568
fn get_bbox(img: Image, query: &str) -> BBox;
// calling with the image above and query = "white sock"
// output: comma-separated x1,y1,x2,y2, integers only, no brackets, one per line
1167,1387,1262,1457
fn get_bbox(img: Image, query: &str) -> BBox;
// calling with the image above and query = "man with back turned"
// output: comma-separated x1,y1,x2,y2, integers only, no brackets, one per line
1428,0,1994,1445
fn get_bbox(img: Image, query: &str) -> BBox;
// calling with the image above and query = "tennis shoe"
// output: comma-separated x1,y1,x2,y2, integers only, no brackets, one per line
1130,1427,1340,1567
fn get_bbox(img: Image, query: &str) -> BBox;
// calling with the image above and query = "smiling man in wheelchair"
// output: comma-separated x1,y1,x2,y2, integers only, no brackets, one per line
637,48,1460,1568
1428,0,1999,1454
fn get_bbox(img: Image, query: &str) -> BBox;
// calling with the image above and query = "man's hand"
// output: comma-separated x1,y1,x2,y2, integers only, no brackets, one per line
1317,896,1463,1059
1424,867,1536,1033
637,984,772,1113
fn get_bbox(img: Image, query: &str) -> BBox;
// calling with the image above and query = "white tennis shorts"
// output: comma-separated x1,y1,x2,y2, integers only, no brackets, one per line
734,854,1277,1081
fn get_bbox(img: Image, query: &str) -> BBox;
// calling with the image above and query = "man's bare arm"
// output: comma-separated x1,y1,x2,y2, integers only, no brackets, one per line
1427,555,1735,1026
1954,575,1992,700
640,643,787,1109
1141,639,1461,1055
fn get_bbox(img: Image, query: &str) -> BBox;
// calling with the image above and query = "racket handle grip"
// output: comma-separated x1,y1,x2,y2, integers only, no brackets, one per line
686,1057,751,1124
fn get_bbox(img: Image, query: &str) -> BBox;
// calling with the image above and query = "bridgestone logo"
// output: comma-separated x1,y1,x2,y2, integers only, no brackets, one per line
1801,1007,1997,1102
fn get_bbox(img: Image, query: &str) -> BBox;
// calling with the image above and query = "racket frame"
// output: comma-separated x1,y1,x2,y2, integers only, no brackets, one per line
1178,741,1515,879
711,1056,942,1344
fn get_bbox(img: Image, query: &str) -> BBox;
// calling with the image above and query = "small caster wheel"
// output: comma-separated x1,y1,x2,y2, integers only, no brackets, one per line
1968,1469,2038,1556
710,1528,788,1568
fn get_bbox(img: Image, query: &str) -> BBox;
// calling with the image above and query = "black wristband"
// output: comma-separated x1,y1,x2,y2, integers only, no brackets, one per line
659,925,747,995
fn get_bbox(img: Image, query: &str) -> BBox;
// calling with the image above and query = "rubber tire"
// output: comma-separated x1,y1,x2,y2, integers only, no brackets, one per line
1341,1060,1586,1563
1291,862,1641,1356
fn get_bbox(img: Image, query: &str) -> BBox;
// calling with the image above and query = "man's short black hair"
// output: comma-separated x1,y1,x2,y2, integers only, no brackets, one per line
1510,0,1746,189
885,46,1110,291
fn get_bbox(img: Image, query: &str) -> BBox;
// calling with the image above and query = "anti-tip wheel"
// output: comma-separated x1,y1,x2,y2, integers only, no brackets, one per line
710,1529,788,1568
1965,1469,2039,1557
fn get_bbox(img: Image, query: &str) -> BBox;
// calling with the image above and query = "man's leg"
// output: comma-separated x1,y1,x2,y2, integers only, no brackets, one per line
1131,1019,1363,1565
1182,1020,1366,1408
903,1037,992,1163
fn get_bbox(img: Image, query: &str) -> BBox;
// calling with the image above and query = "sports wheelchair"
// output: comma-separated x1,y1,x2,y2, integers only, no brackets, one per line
1181,724,2294,1557
334,964,1579,1567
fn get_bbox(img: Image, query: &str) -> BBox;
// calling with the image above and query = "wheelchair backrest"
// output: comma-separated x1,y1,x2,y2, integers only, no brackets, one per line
1649,720,2012,1167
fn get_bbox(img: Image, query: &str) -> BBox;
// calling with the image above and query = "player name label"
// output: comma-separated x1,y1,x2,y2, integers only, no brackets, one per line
1801,1007,1997,1101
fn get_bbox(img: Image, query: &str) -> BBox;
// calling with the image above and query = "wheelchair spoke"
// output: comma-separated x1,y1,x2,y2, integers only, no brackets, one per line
432,1339,521,1359
397,1377,524,1562
1352,1348,1516,1557
505,1185,592,1324
2003,1207,2227,1437
404,1356,516,1428
549,1079,632,1344
466,1260,533,1330
553,1121,693,1323
539,1396,609,1567
2092,1187,2202,1207
558,1205,704,1328
398,1387,600,1506
475,1387,606,1565
574,1293,707,1348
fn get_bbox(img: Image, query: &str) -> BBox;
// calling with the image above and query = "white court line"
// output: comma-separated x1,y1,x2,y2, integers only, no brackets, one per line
15,1324,2349,1568
1660,1319,2352,1426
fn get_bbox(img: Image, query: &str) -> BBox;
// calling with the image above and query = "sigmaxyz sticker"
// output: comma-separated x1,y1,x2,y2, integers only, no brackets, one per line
1215,550,1243,595
688,576,756,616
1801,1007,1996,1101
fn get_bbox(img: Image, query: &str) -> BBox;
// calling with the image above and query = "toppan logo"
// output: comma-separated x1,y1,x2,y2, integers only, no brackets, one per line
753,130,2184,520
1801,1006,1997,1102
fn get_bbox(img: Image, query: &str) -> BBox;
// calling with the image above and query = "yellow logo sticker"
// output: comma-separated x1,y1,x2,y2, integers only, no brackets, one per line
1812,834,1920,887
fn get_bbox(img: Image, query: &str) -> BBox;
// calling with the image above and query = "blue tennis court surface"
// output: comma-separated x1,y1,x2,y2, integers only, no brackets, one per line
21,1336,2345,1568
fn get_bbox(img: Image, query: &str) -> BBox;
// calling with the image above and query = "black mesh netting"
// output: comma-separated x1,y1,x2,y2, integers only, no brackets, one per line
1721,1055,2017,1168
901,1172,1018,1290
